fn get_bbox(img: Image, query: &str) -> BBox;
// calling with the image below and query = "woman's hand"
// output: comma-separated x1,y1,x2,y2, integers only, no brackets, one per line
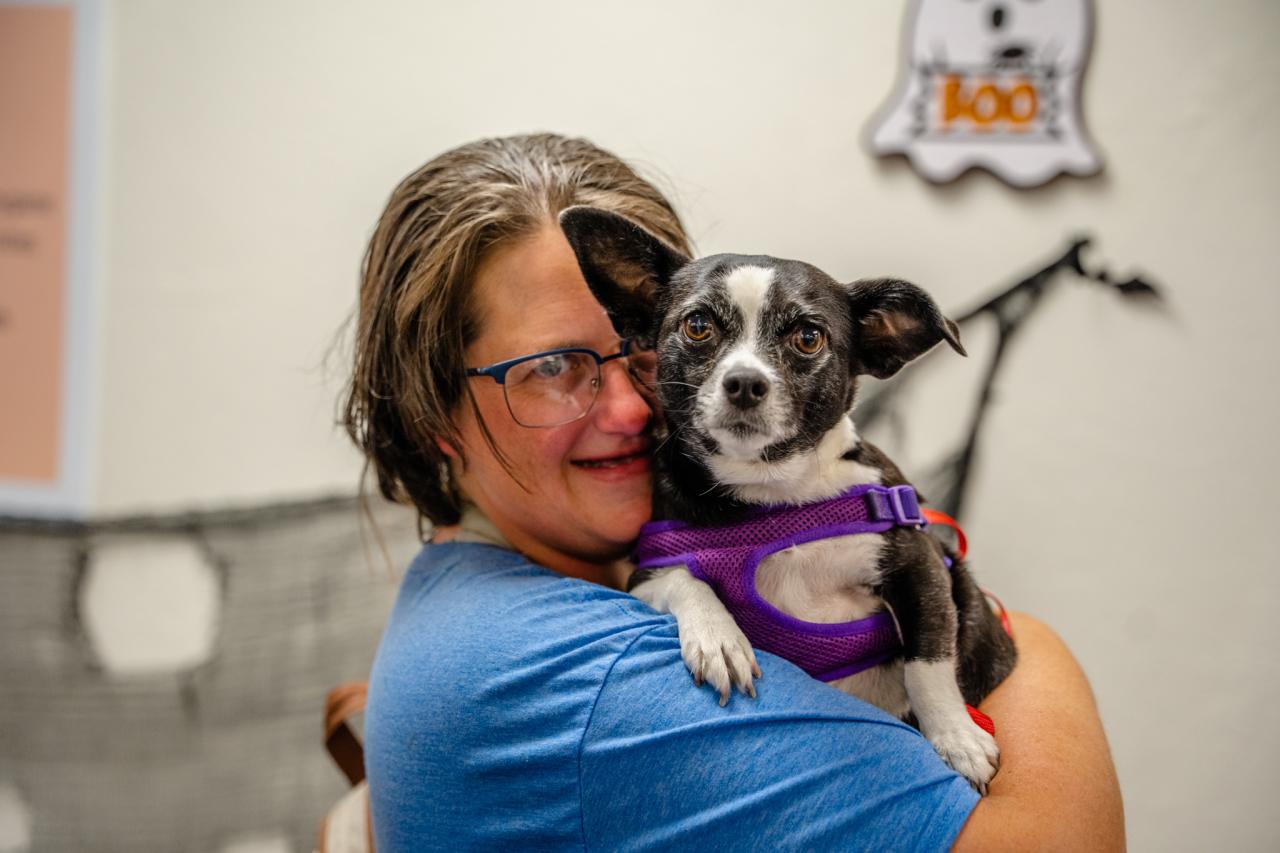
952,612,1125,852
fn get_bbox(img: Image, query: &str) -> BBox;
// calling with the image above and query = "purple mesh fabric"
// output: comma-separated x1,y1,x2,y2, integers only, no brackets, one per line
634,484,928,681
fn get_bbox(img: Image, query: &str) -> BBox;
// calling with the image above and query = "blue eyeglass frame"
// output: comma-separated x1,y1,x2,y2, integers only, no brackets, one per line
464,336,652,385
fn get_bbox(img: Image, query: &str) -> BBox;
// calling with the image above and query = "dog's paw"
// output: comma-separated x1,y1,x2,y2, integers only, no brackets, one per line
677,606,761,706
926,719,1000,793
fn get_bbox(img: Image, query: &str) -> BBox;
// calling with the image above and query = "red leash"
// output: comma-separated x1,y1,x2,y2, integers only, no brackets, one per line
922,507,968,559
920,508,1010,736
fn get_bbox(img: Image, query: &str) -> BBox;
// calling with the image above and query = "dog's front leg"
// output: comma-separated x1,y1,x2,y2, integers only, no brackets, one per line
880,548,1000,792
630,566,761,706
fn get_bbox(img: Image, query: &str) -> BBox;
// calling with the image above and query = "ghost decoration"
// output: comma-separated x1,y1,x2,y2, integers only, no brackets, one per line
867,0,1104,186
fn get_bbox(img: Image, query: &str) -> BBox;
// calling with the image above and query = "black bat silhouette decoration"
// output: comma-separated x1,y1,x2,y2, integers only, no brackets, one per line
857,236,1162,522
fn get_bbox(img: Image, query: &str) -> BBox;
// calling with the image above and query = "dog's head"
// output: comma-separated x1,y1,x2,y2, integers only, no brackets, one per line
559,207,964,473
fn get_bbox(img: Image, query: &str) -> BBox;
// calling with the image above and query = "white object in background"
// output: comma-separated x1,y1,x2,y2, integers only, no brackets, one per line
0,783,32,853
79,536,221,675
220,833,294,853
867,0,1103,186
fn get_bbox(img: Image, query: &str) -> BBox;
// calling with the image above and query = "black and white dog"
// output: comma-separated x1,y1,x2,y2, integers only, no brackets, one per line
560,207,1016,790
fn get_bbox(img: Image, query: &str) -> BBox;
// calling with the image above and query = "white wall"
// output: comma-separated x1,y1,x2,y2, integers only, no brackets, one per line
93,1,1279,849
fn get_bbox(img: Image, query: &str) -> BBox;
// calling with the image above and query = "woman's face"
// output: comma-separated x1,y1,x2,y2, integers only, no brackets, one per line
450,222,654,581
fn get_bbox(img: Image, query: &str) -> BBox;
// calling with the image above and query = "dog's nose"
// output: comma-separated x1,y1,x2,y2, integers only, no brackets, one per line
722,369,770,409
999,46,1024,59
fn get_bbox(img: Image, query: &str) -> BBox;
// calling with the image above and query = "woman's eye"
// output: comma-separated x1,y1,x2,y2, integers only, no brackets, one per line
531,355,568,379
682,313,714,342
791,325,826,355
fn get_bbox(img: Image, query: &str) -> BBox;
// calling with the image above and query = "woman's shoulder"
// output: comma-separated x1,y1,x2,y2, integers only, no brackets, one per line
368,541,671,731
385,540,667,649
365,541,677,849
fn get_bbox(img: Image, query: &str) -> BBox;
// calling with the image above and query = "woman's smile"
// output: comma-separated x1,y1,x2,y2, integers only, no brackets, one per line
570,443,653,476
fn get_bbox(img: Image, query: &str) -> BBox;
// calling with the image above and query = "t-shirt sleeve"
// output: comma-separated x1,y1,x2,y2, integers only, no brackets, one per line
579,624,979,853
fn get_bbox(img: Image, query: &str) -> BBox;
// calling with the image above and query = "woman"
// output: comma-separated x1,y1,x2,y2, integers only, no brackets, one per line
343,133,1123,851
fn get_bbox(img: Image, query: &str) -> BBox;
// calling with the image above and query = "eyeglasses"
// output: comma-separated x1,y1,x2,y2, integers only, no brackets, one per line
465,337,658,428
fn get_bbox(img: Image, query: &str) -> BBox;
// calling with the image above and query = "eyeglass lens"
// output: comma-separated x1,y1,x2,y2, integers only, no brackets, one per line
503,346,659,428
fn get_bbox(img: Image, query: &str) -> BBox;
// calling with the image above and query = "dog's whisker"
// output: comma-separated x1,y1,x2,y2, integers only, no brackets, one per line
652,422,688,456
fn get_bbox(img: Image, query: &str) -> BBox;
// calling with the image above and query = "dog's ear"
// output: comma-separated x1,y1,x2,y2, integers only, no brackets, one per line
559,206,690,339
846,278,966,379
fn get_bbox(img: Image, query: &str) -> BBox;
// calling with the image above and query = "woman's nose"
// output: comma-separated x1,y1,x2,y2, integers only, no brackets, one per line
592,361,652,434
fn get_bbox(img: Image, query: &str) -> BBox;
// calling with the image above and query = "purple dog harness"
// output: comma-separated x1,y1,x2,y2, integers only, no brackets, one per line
634,484,931,682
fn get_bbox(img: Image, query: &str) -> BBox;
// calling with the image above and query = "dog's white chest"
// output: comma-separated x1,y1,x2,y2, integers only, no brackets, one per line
754,532,886,625
754,533,912,718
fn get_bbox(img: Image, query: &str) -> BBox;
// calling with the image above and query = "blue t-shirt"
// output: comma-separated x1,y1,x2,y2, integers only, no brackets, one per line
366,541,978,852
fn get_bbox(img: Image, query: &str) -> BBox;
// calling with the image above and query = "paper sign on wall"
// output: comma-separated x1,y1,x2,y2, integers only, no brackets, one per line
0,4,72,484
0,0,100,517
867,0,1103,187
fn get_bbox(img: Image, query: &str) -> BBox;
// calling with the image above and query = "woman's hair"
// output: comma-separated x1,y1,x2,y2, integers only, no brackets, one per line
342,132,691,528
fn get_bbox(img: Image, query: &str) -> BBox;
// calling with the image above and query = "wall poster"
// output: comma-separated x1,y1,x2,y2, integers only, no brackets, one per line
0,0,100,517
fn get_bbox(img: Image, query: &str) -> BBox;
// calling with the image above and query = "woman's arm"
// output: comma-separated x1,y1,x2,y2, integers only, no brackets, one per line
952,612,1125,851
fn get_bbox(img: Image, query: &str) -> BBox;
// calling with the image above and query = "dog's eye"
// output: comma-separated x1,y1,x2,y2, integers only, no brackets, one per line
683,313,715,343
791,324,826,355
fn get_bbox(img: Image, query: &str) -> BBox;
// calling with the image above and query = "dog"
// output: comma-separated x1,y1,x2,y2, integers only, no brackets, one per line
559,206,1017,790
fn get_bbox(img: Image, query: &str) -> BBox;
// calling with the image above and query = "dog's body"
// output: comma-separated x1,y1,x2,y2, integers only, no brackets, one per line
560,210,1016,790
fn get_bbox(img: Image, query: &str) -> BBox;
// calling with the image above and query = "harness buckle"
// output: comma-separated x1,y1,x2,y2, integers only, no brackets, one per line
888,486,926,527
